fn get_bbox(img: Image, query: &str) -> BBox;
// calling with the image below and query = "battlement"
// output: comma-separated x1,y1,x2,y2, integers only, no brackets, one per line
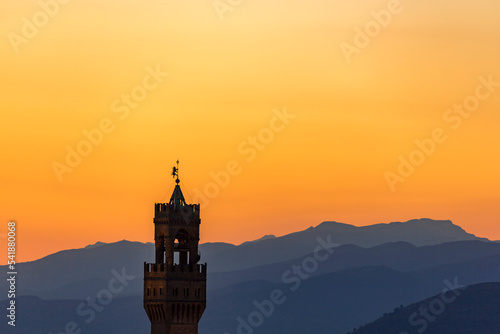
144,262,207,277
155,202,200,219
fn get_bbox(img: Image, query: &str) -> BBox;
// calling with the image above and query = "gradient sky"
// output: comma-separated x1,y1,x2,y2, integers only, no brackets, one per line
1,0,499,264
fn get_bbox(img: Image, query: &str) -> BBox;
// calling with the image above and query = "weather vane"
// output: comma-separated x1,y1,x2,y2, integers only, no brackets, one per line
172,160,180,184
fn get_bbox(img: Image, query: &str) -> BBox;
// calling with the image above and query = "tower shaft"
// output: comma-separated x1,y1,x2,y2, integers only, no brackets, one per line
144,179,207,334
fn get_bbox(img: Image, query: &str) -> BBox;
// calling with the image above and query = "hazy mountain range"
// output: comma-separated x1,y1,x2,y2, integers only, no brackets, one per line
0,218,493,299
1,218,499,333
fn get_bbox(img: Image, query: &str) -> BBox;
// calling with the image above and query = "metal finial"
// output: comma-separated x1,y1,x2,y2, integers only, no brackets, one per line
172,160,180,184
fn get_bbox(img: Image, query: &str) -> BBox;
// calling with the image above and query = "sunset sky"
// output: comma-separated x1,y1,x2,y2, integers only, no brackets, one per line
1,0,499,264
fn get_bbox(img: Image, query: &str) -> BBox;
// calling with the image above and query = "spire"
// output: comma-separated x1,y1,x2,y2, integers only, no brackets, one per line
169,160,186,208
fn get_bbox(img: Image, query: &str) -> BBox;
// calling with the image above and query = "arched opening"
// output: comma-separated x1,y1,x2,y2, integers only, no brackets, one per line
173,230,190,266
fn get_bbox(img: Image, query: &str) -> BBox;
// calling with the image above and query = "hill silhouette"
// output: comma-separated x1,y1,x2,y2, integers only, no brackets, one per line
350,282,500,334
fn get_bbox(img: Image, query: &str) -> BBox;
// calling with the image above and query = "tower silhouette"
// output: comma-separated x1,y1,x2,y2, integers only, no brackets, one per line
144,162,207,334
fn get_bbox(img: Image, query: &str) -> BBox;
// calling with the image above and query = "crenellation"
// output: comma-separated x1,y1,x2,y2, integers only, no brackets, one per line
155,203,200,220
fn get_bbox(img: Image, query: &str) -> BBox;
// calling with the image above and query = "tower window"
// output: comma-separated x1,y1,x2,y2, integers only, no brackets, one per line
184,288,189,297
159,288,162,296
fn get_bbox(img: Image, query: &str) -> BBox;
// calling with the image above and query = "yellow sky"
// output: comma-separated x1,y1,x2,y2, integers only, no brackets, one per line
1,0,499,264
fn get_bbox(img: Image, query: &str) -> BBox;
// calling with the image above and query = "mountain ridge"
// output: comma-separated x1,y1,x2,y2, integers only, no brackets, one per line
2,218,496,301
77,218,489,256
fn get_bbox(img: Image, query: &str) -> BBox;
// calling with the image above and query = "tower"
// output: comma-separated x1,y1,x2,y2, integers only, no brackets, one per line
144,161,207,334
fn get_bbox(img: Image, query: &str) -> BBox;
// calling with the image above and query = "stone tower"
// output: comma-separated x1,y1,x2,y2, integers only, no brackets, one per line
144,162,207,334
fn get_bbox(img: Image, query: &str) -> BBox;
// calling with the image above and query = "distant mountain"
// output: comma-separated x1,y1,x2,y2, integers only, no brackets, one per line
4,240,150,299
207,218,489,272
209,240,500,290
65,218,493,273
350,282,500,334
0,219,495,300
4,240,500,301
317,218,487,247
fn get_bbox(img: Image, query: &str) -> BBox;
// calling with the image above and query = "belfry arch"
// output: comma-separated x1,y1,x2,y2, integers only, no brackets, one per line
173,229,189,265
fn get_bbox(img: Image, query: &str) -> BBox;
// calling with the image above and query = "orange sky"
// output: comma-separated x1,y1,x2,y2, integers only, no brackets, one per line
1,0,499,264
